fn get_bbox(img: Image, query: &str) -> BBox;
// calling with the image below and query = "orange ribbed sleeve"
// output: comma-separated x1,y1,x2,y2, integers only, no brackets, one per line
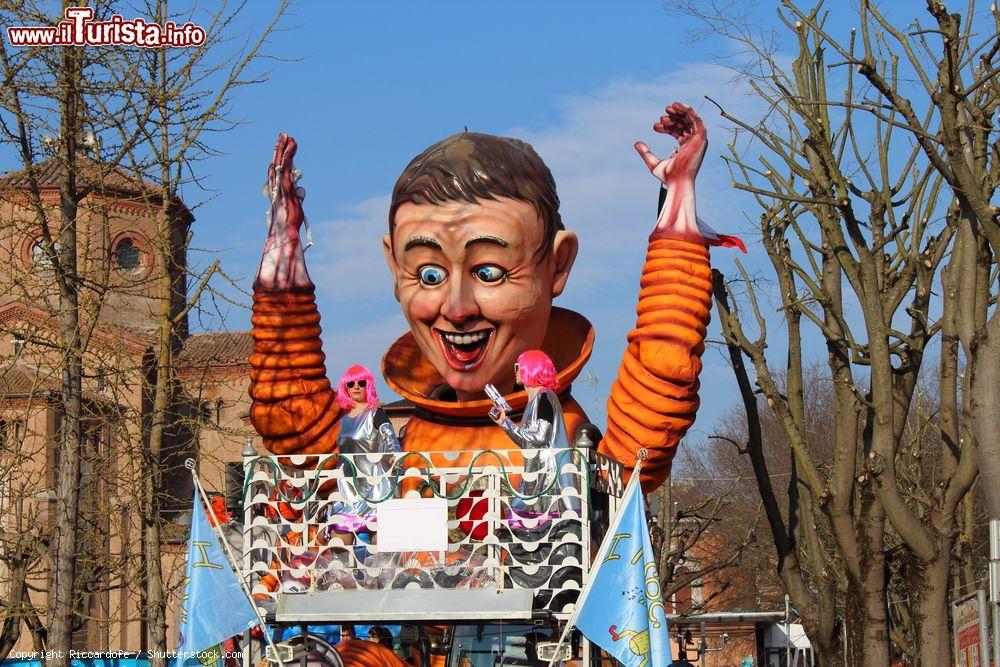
335,638,408,667
250,287,341,455
599,234,712,491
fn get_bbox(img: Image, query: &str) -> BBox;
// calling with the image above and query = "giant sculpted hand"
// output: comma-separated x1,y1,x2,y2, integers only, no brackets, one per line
634,101,708,187
634,102,745,251
256,133,312,291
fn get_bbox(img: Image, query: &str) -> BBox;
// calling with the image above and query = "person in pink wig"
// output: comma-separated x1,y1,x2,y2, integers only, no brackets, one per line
330,365,401,541
489,350,579,525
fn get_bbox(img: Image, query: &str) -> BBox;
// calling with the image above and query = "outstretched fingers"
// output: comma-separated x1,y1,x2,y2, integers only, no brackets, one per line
257,133,312,290
268,133,286,194
634,140,673,182
271,132,287,171
264,133,307,246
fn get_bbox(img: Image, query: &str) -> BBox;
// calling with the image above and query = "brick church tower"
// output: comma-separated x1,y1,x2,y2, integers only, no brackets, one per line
0,156,254,652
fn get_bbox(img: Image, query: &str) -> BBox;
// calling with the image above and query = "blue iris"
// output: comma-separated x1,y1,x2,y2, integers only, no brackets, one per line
419,265,447,286
473,265,506,283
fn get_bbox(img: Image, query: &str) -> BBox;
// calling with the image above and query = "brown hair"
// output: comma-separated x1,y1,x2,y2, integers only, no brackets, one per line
388,132,563,256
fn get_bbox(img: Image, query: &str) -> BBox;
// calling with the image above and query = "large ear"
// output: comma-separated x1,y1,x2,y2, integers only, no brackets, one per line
550,230,578,297
382,233,401,302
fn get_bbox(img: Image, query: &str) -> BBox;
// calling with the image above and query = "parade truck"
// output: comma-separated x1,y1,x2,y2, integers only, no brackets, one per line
239,429,625,667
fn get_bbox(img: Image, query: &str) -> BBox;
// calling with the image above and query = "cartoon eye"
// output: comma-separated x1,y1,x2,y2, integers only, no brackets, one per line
473,264,506,283
418,265,448,286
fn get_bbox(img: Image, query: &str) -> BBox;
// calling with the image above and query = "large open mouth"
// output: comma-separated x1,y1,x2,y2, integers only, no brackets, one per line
435,328,494,372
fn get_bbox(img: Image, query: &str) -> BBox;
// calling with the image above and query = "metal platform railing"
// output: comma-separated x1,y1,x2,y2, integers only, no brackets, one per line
241,444,624,623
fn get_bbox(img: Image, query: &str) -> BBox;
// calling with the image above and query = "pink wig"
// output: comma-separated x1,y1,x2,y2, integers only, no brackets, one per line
336,364,379,410
517,350,558,392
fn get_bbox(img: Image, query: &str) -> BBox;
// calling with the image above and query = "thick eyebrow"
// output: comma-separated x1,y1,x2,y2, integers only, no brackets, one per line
404,235,442,251
464,234,509,249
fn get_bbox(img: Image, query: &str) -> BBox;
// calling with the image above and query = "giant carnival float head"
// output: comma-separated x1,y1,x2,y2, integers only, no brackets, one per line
381,132,581,401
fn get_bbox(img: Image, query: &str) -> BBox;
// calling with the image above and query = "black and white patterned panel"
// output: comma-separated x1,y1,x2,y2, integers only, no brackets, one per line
241,449,594,619
591,450,625,499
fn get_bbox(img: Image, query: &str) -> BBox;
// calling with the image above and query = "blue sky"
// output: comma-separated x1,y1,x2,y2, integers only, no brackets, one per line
182,0,770,438
6,0,947,442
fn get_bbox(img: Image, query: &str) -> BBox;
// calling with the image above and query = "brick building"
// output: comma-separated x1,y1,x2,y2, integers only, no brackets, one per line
0,156,254,652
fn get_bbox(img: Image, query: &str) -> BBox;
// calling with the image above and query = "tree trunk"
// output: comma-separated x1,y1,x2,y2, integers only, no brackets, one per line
859,498,890,667
47,43,84,664
844,578,867,667
838,549,891,667
914,545,951,667
791,585,841,667
143,294,171,667
970,312,1000,519
48,183,84,667
0,558,27,659
861,559,891,667
143,24,172,664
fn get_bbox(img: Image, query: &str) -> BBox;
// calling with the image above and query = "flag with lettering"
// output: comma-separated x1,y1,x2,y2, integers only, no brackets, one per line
178,489,259,658
572,474,672,667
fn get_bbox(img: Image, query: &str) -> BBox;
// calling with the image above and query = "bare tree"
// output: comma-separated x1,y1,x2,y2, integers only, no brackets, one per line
0,2,287,661
649,477,754,615
668,1,997,664
0,7,154,654
126,2,287,661
672,372,836,616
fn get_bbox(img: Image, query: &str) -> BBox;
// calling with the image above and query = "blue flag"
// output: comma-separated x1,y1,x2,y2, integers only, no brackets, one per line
573,475,672,667
178,489,259,660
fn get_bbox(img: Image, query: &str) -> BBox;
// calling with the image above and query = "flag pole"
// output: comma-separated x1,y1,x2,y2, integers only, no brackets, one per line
545,449,648,667
185,459,285,665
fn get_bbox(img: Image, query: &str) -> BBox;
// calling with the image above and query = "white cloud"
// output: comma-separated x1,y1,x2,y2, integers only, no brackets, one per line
308,195,396,303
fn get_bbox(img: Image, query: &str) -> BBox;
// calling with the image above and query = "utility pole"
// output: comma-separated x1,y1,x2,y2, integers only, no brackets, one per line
580,372,600,428
785,594,792,667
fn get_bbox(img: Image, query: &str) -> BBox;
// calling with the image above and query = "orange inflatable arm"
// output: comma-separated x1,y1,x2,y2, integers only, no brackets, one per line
251,288,340,455
599,234,712,491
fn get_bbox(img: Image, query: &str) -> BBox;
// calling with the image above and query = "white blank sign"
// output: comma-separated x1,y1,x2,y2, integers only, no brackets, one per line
375,498,448,553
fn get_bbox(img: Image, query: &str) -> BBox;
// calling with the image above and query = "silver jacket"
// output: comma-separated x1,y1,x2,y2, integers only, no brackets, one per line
333,407,400,517
500,388,579,515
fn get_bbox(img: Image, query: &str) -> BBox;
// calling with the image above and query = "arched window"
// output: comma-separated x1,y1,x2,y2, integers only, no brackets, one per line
215,399,224,425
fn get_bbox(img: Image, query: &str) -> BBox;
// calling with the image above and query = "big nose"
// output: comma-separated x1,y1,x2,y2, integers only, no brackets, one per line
441,274,479,325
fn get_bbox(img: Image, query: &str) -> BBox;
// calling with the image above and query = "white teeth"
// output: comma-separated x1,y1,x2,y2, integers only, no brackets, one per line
441,330,489,345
